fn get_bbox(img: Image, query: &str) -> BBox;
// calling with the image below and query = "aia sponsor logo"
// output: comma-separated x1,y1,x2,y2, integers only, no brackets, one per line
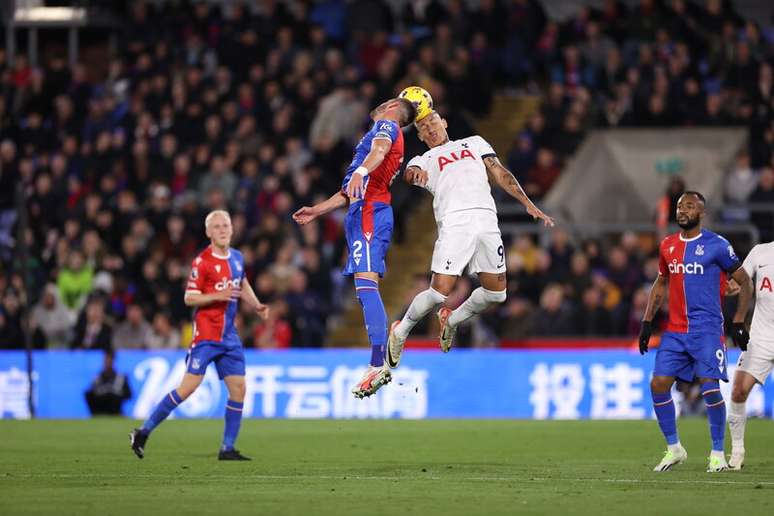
668,260,704,274
438,149,475,171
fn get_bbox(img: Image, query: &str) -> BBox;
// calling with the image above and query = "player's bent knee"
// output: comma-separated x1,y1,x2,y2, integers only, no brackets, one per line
482,288,507,304
650,376,673,393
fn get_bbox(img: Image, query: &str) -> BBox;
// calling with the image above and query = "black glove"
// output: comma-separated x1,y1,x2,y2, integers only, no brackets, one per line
731,322,749,351
639,321,652,355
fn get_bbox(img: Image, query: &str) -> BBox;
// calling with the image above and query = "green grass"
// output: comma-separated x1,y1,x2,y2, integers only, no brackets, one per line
0,419,773,516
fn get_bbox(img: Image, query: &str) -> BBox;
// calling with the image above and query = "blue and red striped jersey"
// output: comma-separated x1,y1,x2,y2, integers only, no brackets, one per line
185,246,244,346
341,119,404,204
658,230,741,334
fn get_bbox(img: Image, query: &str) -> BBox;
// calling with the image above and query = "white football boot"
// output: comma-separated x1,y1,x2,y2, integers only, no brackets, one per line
728,448,745,471
707,451,729,473
386,320,406,369
653,445,688,472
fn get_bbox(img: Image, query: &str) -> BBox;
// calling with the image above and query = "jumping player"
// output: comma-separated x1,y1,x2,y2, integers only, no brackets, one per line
387,110,554,367
638,191,752,473
129,210,269,460
292,96,415,398
724,240,774,470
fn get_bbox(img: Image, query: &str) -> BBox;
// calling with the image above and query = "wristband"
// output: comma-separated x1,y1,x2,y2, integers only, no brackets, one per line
353,166,368,177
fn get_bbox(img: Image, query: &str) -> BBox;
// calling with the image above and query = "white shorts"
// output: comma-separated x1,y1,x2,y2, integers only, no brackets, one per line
736,341,774,384
431,209,505,276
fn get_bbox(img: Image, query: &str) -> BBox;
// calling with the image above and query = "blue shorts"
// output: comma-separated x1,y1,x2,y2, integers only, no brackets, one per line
654,332,728,382
186,341,245,379
342,201,393,277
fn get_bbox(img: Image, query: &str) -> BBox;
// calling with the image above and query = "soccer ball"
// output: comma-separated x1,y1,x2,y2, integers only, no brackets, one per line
399,86,434,123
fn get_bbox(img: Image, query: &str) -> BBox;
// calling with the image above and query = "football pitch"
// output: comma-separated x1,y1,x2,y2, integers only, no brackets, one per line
1,419,772,516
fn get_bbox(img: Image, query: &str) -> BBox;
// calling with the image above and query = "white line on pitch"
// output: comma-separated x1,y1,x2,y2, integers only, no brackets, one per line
8,473,774,486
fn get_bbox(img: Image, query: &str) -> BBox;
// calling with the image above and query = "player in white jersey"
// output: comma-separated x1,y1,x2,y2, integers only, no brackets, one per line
386,111,554,367
725,241,774,470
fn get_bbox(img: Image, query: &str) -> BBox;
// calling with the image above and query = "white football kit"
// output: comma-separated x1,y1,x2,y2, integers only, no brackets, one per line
407,135,505,276
737,241,774,383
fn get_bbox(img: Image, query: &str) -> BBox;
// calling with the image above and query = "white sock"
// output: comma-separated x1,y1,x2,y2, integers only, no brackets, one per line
447,287,506,327
395,288,446,339
728,400,747,450
668,442,683,453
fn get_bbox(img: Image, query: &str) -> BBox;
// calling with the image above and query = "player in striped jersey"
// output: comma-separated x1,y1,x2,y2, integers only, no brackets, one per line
639,191,752,473
130,210,269,460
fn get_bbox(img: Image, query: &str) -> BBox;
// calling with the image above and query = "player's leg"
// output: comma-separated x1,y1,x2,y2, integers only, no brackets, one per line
728,369,757,470
439,223,507,351
728,347,774,470
650,334,690,471
214,344,249,460
693,335,731,472
388,273,454,367
351,271,393,397
130,344,215,458
130,372,204,459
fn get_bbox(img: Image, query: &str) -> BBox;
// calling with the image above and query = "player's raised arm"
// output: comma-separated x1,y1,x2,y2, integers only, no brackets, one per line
292,191,348,225
639,274,668,354
345,138,392,198
482,155,555,227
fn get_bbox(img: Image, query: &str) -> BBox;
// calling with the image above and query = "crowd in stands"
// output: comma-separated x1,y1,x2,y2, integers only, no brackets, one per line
0,0,773,348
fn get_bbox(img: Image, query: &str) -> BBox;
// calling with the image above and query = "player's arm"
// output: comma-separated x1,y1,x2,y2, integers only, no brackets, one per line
404,165,428,187
240,278,270,320
638,274,668,354
292,191,348,225
345,138,392,198
730,266,753,322
184,288,232,307
483,156,555,227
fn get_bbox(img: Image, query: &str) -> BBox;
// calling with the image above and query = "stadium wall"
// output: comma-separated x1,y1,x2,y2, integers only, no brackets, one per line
1,349,771,420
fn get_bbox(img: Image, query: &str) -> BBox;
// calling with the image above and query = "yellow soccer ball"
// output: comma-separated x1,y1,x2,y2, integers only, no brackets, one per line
398,86,434,123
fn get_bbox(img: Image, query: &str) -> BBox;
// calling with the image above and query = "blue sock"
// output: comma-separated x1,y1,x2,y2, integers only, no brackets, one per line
701,381,726,452
355,277,387,367
221,400,244,451
652,391,679,445
141,390,183,434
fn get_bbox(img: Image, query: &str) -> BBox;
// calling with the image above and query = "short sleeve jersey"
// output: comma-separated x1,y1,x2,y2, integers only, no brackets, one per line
185,246,245,346
406,135,498,222
741,242,774,345
658,230,741,334
340,119,404,204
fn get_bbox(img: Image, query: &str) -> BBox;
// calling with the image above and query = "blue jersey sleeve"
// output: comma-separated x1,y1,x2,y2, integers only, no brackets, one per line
371,120,399,143
714,236,742,273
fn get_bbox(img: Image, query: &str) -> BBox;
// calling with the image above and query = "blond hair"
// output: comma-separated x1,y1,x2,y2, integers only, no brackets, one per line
204,210,231,228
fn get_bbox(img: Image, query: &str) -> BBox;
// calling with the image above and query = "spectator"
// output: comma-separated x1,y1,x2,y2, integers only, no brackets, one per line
147,312,181,350
573,287,614,336
113,303,153,349
0,290,24,348
31,283,75,348
57,248,94,311
71,297,112,351
532,283,575,336
725,152,758,203
253,299,292,349
84,350,132,415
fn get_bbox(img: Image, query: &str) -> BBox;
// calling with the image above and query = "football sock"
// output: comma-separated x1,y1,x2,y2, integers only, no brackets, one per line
141,390,183,434
221,400,244,451
355,277,388,367
652,391,679,445
701,381,726,452
394,288,447,339
728,400,747,450
447,287,506,327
